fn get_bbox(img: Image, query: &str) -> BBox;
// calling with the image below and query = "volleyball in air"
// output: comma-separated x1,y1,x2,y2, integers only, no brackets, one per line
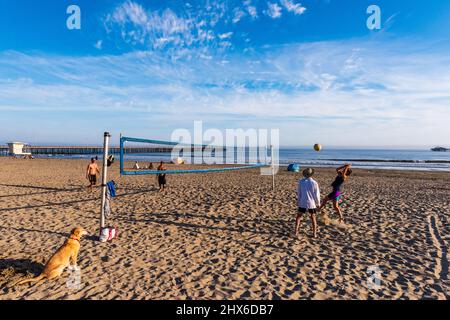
313,143,322,152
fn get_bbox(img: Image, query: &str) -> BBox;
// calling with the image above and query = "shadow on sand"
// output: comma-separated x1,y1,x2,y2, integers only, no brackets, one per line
0,258,44,291
0,226,98,242
0,186,158,211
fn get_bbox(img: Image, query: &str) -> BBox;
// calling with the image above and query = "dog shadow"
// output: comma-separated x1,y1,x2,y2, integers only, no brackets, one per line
0,258,44,291
0,258,43,274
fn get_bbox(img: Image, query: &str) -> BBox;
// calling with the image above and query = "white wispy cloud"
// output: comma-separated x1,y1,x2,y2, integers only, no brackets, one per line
102,0,267,57
1,37,449,145
94,40,103,50
280,0,306,15
265,2,283,19
104,1,222,57
218,32,233,39
1,40,449,116
105,2,193,50
102,0,308,59
232,9,246,23
111,0,148,25
244,0,258,18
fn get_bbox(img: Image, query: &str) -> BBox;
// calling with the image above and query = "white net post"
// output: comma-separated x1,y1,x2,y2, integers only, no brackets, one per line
271,145,275,192
265,145,268,166
100,132,110,232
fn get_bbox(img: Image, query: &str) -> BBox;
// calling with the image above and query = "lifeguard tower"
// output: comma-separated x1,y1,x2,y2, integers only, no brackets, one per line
7,142,31,156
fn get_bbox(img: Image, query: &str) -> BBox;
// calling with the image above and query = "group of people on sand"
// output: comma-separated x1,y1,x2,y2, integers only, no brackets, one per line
86,158,167,192
296,164,352,239
133,161,167,192
86,156,351,236
133,161,155,170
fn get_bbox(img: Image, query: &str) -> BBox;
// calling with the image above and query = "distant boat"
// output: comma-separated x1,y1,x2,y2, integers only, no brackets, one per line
431,146,449,152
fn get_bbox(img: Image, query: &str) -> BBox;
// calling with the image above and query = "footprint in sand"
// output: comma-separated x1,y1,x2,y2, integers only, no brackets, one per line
319,213,353,230
427,214,448,282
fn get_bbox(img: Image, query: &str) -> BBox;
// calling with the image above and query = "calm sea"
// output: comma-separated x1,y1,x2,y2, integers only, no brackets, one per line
40,148,450,172
276,148,450,172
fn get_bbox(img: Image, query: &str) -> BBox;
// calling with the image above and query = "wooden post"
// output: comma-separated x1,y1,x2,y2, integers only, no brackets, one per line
100,132,110,232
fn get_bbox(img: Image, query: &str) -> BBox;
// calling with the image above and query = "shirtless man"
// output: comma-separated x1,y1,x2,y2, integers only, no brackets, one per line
86,158,100,192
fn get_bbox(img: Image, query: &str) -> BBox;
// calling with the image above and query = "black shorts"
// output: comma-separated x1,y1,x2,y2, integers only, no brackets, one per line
298,207,317,214
158,174,166,185
89,174,97,184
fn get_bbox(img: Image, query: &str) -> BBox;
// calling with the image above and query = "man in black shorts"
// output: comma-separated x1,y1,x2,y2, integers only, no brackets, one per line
295,168,321,238
86,157,100,192
157,161,167,192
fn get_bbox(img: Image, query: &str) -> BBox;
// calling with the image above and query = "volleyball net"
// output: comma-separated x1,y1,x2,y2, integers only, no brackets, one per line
119,135,272,175
98,132,278,236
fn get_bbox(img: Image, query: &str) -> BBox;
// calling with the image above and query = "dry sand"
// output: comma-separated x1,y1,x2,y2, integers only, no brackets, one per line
0,157,448,300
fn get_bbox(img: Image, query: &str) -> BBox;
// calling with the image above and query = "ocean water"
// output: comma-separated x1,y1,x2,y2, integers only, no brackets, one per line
276,148,450,172
33,148,450,172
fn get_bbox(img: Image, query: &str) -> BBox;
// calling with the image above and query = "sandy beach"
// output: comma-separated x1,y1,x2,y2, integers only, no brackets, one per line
0,157,448,300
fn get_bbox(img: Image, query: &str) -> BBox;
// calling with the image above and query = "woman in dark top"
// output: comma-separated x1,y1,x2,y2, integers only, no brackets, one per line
319,164,352,223
157,161,167,192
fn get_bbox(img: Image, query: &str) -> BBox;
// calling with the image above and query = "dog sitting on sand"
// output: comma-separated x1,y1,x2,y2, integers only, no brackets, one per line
15,227,87,285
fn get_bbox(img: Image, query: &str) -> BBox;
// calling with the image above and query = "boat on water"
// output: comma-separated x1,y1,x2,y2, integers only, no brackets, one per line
431,146,449,152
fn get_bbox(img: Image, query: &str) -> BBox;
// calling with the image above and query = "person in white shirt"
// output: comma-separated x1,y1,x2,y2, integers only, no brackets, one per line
296,167,321,238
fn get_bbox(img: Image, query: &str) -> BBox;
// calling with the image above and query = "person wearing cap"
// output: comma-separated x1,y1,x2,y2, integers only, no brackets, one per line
296,167,321,238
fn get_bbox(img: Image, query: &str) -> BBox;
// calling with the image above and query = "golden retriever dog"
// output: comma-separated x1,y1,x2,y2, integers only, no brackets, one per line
16,227,87,285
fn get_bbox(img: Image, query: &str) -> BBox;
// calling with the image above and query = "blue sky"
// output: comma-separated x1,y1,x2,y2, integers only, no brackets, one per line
0,0,449,147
